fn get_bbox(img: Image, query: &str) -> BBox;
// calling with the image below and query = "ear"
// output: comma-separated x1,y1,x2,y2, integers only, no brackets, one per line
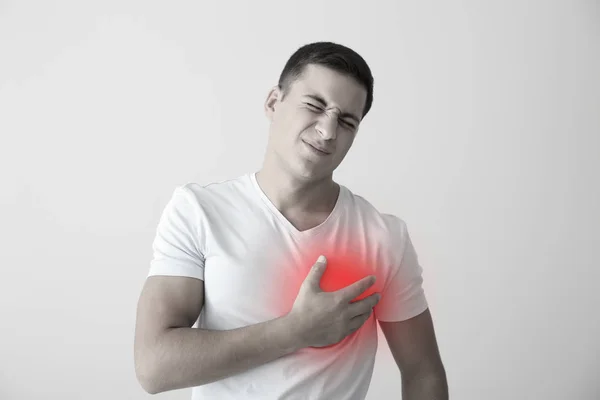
264,86,282,120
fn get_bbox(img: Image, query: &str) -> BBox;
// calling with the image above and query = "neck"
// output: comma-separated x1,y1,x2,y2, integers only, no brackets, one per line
255,162,339,216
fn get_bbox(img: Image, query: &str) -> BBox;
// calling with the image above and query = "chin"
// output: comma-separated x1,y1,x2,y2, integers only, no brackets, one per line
295,165,333,182
278,152,334,181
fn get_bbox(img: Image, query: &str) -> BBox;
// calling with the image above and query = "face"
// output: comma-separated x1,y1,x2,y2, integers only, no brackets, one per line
264,64,367,181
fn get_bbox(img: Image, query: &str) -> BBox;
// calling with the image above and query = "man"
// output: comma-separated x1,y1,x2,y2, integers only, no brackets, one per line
134,41,448,399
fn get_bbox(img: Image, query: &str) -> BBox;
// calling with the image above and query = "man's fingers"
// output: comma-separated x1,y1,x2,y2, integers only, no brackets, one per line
348,308,374,332
337,275,376,301
347,292,381,318
304,255,327,288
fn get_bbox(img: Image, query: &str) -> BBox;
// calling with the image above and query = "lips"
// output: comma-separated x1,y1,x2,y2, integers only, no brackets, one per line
303,140,331,155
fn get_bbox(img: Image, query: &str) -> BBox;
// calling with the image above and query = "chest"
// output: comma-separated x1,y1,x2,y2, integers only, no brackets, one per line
199,207,391,330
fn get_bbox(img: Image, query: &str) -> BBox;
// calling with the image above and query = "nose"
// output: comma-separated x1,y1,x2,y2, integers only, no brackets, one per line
315,112,338,140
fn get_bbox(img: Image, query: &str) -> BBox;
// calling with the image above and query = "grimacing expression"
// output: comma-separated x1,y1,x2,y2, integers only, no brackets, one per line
265,64,368,180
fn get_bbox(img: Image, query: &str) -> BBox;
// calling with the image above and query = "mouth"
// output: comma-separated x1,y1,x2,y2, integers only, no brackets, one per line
303,140,331,155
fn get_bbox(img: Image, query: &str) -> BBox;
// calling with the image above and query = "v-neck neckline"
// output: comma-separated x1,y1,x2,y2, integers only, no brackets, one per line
249,172,346,238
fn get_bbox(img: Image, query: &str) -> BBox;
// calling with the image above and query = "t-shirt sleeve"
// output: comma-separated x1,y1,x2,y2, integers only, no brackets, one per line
148,185,205,280
374,216,429,322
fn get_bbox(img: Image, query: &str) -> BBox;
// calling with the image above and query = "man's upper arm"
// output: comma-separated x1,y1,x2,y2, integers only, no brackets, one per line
133,276,204,386
376,216,444,376
379,308,444,377
138,184,207,331
135,185,207,368
375,216,428,322
136,276,205,334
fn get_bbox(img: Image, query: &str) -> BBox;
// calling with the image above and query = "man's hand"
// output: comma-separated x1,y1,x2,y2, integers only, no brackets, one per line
287,255,381,348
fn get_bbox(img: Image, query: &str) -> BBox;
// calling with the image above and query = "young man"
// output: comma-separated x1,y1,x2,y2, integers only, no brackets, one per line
134,42,448,399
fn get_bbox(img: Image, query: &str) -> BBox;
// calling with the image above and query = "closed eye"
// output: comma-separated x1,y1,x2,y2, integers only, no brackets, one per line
305,103,323,112
305,103,356,129
339,119,356,130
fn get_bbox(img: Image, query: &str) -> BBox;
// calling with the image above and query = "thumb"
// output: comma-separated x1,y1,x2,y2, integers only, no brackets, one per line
304,255,327,289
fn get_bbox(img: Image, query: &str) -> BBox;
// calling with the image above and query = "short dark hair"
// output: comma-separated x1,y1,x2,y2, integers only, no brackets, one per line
277,42,374,118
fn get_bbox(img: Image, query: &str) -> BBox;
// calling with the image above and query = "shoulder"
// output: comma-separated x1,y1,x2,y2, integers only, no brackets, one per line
155,175,250,232
342,184,409,240
156,175,251,242
171,174,252,212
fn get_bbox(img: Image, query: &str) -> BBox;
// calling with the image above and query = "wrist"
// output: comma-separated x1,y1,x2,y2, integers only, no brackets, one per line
278,312,306,353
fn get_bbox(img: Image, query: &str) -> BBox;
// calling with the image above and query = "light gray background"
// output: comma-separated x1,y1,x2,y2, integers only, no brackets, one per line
1,1,599,399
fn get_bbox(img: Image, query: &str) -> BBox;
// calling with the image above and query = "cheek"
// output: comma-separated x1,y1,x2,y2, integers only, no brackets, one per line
271,114,299,144
334,136,354,158
290,108,317,129
277,111,311,137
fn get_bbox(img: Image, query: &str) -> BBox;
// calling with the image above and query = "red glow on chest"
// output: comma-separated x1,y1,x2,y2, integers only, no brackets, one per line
317,252,378,301
264,235,388,356
275,238,383,317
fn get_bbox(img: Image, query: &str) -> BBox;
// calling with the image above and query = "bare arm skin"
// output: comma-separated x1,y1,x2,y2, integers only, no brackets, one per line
133,276,300,394
379,308,448,399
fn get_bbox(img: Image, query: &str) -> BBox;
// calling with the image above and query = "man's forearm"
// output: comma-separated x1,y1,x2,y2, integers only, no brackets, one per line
138,315,301,394
402,370,449,400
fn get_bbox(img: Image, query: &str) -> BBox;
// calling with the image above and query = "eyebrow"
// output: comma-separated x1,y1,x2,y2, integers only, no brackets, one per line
303,94,361,124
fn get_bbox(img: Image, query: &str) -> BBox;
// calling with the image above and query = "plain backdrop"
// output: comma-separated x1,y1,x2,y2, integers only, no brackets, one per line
1,1,599,399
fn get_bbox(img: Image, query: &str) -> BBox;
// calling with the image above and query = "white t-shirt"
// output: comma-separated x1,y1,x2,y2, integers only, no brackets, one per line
148,172,428,400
